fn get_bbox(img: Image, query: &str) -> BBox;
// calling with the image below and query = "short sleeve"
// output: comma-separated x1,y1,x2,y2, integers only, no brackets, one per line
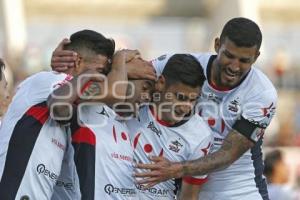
233,89,277,143
182,134,213,185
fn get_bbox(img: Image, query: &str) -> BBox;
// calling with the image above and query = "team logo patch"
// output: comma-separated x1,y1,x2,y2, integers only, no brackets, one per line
147,121,162,137
168,138,183,153
228,97,241,113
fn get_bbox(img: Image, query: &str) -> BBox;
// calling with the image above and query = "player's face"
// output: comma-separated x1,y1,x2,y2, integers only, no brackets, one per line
126,80,154,105
0,71,10,117
124,58,155,104
76,54,109,75
214,37,259,88
155,80,200,124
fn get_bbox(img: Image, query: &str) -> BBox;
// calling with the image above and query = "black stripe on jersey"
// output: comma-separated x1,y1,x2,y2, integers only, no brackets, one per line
232,116,258,143
71,116,96,200
72,143,95,200
251,139,269,200
0,102,49,200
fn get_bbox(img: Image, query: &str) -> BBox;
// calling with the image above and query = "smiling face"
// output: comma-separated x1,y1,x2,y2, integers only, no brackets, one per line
212,37,260,89
153,76,200,124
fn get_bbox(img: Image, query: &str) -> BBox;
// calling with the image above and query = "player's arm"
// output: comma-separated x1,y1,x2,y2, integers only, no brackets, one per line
134,128,254,188
51,39,156,81
47,50,139,121
134,90,277,188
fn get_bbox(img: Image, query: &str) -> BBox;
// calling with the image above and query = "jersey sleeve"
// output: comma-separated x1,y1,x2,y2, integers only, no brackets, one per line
232,89,277,143
150,54,174,78
24,72,69,106
182,134,213,185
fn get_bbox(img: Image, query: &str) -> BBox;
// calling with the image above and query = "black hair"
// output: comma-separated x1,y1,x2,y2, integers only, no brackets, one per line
0,58,5,81
264,150,283,178
162,54,206,88
220,17,262,50
64,29,115,60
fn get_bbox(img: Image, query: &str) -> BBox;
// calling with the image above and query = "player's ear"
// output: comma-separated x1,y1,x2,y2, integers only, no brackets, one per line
75,55,82,69
155,75,166,92
214,37,221,53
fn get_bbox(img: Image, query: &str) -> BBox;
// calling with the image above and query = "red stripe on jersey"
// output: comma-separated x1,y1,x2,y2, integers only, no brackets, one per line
209,82,231,91
221,119,225,133
113,125,117,143
133,132,141,149
183,176,208,185
72,127,96,146
201,142,211,156
149,106,172,127
26,105,49,124
159,149,164,156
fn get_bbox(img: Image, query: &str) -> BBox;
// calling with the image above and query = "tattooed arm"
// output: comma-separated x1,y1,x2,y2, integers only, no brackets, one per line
134,129,254,188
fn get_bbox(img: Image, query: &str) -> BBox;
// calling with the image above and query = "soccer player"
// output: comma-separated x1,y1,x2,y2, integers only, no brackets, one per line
0,58,10,126
0,30,115,200
126,54,213,200
135,17,277,200
48,49,142,200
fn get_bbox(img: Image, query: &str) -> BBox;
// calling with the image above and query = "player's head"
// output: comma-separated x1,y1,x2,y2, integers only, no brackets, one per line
0,58,10,116
113,58,155,117
64,29,115,75
264,150,289,184
214,17,262,88
154,54,205,124
125,58,155,105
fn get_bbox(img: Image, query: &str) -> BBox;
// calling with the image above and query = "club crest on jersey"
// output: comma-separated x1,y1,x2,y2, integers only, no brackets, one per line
169,139,183,153
147,121,162,137
228,98,241,113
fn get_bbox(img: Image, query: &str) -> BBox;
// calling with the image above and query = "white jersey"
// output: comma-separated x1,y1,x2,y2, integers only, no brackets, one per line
152,53,277,200
127,106,213,199
70,104,137,200
0,71,79,200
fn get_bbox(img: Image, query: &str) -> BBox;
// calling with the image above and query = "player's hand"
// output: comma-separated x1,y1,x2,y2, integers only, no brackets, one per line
51,38,78,72
126,59,156,81
113,49,141,63
133,156,184,189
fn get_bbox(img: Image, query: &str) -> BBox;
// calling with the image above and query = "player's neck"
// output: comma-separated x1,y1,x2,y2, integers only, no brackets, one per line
210,59,222,87
150,104,176,126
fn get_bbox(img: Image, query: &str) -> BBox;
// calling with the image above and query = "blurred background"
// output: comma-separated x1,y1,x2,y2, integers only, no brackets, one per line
0,0,300,197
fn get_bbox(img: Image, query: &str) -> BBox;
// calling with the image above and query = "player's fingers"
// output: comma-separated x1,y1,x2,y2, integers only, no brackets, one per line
135,162,160,170
135,177,158,185
52,50,77,58
143,182,159,189
52,62,74,68
54,38,71,51
149,156,164,162
52,66,69,72
133,170,159,178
